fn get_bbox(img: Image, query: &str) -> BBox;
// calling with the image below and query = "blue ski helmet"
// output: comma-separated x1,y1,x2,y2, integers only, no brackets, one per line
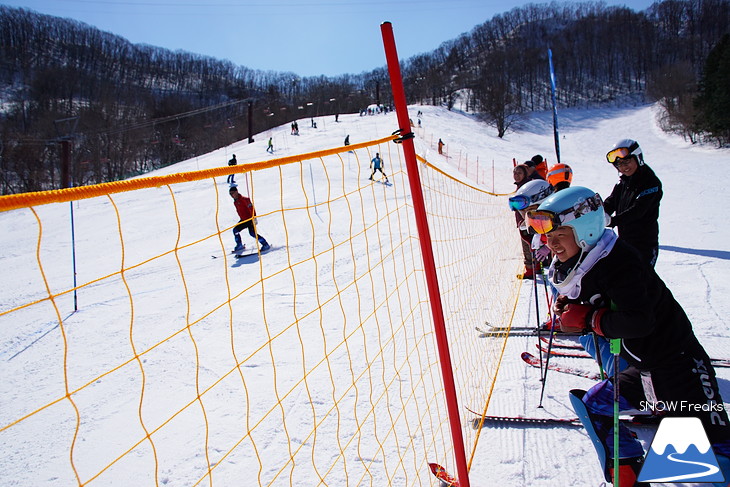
534,186,608,248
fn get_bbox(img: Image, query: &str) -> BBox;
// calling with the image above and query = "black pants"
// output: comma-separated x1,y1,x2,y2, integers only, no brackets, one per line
233,220,267,246
587,341,730,448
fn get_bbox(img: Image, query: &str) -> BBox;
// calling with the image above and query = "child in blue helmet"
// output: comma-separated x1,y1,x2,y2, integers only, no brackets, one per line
525,186,730,487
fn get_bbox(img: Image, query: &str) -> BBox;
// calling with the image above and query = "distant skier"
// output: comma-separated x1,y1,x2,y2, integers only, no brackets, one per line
525,185,730,487
344,134,350,146
368,153,388,183
229,185,270,254
438,138,445,155
227,154,237,185
266,137,274,153
603,139,662,267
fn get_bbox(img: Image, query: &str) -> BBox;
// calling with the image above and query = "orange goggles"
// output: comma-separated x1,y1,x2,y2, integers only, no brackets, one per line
524,210,561,234
606,147,635,163
525,194,603,234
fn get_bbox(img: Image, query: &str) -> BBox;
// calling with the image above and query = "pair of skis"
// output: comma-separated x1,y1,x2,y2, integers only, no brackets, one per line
466,404,659,429
475,323,583,338
535,339,730,367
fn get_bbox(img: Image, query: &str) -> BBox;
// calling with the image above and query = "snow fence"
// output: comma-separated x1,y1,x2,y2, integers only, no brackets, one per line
0,133,525,486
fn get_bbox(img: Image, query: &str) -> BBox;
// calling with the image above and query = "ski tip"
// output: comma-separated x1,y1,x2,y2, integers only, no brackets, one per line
428,463,460,487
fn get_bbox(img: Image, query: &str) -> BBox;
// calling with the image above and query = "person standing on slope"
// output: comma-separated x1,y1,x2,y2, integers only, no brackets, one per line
508,179,554,279
229,185,270,254
525,186,730,487
369,153,389,183
603,139,662,267
227,154,237,185
545,161,627,373
546,163,573,192
530,154,549,180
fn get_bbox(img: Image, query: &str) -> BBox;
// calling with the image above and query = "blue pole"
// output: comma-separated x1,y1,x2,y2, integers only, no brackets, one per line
548,48,561,164
70,201,78,311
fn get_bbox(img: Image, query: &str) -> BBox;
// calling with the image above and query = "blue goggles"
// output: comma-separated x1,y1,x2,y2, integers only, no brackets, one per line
508,194,532,211
509,184,554,211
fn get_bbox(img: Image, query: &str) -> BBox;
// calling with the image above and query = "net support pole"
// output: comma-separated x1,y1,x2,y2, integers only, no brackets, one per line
380,21,471,487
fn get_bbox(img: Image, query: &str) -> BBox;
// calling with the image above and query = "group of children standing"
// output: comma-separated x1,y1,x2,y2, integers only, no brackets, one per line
509,142,730,487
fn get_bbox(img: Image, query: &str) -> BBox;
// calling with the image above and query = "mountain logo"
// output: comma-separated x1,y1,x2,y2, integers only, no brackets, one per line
638,417,726,483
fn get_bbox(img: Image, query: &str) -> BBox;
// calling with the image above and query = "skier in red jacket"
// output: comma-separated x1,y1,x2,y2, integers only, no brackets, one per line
230,185,270,254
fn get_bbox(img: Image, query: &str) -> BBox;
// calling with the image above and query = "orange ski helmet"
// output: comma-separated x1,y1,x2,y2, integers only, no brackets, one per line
547,163,573,187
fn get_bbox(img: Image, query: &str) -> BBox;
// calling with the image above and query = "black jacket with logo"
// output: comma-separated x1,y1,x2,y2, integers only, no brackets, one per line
602,164,662,257
568,238,699,370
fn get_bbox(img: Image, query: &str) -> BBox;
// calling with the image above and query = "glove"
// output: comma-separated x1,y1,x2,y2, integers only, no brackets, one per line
552,295,570,316
534,245,551,263
560,303,608,335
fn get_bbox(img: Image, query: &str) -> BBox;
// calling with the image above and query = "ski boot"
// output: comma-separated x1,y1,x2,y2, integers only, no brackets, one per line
517,264,540,280
607,456,647,486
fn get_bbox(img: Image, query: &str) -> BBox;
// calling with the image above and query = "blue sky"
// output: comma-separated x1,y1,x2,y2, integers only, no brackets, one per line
4,0,655,77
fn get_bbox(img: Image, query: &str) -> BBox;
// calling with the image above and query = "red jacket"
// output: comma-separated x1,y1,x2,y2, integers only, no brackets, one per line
233,194,255,222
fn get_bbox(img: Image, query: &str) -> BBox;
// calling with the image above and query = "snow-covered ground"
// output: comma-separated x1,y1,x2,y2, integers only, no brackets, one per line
1,103,729,486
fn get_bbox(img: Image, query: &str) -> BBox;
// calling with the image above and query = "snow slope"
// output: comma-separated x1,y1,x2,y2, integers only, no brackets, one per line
1,103,729,487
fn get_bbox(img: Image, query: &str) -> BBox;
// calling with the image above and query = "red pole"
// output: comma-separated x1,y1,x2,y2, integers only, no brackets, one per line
380,21,471,487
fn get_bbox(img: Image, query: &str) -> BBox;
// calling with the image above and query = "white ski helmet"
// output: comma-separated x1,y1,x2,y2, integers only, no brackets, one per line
528,186,607,248
508,179,554,211
606,139,644,165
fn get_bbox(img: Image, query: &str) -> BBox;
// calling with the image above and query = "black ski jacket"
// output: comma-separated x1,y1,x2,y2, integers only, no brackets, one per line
602,164,662,257
569,238,699,370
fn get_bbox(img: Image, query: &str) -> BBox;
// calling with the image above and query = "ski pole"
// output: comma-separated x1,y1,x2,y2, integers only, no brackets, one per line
542,267,552,314
531,250,543,376
611,338,621,487
537,305,558,408
592,333,607,381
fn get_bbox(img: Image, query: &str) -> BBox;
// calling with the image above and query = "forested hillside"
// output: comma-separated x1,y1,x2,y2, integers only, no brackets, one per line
1,0,728,194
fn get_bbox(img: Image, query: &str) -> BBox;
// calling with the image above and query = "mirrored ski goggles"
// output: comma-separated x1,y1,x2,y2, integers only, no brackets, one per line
508,185,554,211
606,147,632,163
508,194,532,211
525,194,603,234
